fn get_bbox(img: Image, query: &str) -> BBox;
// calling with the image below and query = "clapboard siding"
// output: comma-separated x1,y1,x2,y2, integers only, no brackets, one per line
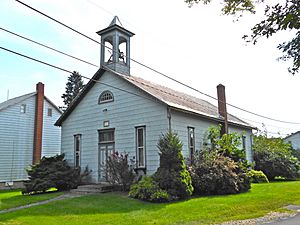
0,96,35,182
170,109,253,162
42,100,61,157
61,71,169,181
285,133,300,150
0,95,62,182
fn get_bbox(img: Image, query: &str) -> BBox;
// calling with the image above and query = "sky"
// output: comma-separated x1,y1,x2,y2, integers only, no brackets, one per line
0,0,299,137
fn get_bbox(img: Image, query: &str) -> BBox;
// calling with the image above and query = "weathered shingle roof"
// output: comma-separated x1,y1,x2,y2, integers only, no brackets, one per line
0,92,35,111
119,73,251,128
55,68,253,129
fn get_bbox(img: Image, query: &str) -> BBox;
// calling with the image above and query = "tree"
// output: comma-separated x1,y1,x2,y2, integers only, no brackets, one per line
153,132,193,200
23,154,80,195
253,135,300,180
61,71,85,108
185,0,300,75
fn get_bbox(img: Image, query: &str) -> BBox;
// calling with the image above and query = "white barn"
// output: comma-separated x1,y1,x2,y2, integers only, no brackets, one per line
55,17,254,182
0,82,62,188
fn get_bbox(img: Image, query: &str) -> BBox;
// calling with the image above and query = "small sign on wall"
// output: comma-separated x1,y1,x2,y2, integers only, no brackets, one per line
103,120,110,127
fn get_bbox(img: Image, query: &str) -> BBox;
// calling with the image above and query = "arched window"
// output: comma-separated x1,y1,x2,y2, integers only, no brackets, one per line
99,91,114,104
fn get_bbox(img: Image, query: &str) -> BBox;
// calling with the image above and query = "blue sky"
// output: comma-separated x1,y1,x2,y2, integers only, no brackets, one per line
1,0,299,136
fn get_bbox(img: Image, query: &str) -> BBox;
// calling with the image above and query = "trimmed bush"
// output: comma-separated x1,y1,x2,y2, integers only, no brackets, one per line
106,152,136,191
247,170,269,183
153,132,193,200
129,176,170,203
23,154,80,195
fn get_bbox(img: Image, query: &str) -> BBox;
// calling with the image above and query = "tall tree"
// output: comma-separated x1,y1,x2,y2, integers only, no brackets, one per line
61,71,85,108
185,0,300,75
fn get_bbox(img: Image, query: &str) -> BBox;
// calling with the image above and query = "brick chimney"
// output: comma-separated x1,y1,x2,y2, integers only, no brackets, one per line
33,82,44,164
217,84,228,134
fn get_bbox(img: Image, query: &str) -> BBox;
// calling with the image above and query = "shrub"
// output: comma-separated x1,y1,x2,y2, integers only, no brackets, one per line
190,150,246,195
153,132,193,200
253,135,300,180
129,176,170,203
23,154,80,195
247,170,269,183
106,152,136,191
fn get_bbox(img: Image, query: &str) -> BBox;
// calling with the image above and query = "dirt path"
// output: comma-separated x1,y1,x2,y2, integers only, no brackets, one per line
0,193,83,214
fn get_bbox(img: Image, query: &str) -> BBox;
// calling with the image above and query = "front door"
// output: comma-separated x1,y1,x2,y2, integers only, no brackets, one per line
98,129,115,181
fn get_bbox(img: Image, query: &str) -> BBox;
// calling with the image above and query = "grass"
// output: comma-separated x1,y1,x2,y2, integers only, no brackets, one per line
0,189,63,211
1,181,300,225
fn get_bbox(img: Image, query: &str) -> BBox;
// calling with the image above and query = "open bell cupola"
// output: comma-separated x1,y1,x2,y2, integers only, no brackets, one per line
97,16,135,75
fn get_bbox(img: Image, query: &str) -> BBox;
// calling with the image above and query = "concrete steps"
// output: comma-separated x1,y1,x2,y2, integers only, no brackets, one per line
70,183,114,194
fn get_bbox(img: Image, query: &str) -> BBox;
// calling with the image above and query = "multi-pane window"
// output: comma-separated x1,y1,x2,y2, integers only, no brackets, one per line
74,134,81,167
20,104,26,113
188,127,195,162
47,108,52,117
99,91,114,104
136,126,146,168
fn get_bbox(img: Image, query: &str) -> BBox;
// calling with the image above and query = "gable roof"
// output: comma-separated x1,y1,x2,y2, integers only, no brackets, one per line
55,68,253,130
284,131,300,140
0,92,62,114
0,92,36,112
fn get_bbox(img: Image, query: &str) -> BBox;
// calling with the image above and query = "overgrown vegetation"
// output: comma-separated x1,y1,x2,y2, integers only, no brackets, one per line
253,135,300,180
190,126,251,195
106,152,136,191
23,154,82,195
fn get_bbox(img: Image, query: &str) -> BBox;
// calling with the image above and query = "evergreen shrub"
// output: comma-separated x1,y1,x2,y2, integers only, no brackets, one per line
22,154,80,195
153,132,193,200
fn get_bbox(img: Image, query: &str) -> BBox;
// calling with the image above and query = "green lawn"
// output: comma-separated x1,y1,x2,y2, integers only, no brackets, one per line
1,182,300,225
0,189,63,211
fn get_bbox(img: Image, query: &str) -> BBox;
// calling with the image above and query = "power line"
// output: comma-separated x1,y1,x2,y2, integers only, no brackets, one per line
15,0,100,45
0,27,99,67
0,46,160,104
13,0,300,125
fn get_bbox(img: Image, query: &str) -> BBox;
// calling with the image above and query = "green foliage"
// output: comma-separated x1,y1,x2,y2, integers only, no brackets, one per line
129,176,170,203
61,71,85,108
247,170,269,183
190,149,249,195
185,0,300,75
154,132,193,200
22,154,80,195
207,125,246,164
253,135,300,180
106,152,136,191
190,126,251,195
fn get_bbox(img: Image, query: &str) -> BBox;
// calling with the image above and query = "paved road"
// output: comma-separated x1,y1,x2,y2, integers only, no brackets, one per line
266,205,300,225
266,213,300,224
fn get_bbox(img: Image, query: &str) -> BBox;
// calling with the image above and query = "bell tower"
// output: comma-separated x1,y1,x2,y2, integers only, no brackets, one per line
97,16,135,75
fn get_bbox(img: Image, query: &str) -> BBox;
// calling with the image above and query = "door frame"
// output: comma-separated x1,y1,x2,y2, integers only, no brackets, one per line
98,128,115,182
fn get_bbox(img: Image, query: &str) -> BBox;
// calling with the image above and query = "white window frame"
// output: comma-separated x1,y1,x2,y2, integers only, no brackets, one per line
74,134,81,167
136,126,146,168
188,127,195,163
98,91,114,104
20,104,26,113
